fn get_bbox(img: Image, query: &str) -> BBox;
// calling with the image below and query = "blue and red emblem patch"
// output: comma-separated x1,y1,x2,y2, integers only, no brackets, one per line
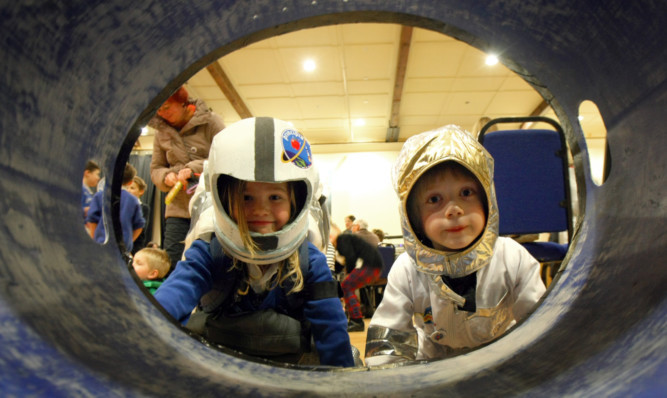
281,129,312,168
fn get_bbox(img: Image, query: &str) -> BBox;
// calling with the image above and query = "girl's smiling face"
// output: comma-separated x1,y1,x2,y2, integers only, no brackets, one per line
241,181,291,234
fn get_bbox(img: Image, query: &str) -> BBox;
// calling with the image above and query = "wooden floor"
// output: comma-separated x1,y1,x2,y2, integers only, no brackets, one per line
348,318,371,363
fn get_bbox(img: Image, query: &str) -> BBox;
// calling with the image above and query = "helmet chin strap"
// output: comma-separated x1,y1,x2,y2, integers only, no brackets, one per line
251,235,279,251
213,216,307,266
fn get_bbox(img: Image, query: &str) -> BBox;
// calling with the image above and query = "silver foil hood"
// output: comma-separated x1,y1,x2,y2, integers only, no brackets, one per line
392,125,499,277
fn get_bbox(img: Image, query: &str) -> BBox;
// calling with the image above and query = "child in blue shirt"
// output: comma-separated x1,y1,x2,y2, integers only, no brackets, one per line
127,175,151,254
154,117,354,367
86,163,145,254
81,160,101,218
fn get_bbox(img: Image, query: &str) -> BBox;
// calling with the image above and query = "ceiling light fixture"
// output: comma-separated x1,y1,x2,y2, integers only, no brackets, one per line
485,54,499,66
303,59,316,72
141,126,149,135
354,118,366,127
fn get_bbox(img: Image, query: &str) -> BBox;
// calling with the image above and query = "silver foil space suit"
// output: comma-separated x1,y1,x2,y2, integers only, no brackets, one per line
364,125,546,366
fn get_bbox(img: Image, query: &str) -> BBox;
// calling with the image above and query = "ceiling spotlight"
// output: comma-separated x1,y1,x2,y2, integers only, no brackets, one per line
485,54,499,66
141,126,149,135
303,59,316,72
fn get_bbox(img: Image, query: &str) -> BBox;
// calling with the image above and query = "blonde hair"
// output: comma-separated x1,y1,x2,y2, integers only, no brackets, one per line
218,176,304,295
136,247,171,278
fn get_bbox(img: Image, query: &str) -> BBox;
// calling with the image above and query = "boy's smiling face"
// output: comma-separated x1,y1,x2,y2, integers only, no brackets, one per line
414,167,486,251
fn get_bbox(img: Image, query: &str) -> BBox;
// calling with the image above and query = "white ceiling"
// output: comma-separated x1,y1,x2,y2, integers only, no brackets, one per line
136,23,606,152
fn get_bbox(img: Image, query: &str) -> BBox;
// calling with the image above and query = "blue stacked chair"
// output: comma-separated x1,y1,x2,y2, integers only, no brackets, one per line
479,116,573,286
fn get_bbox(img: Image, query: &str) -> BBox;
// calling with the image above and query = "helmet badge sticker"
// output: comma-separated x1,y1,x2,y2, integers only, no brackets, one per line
281,129,312,169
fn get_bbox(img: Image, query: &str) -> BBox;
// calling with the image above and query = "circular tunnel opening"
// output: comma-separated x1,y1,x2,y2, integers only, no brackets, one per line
115,12,584,374
4,2,664,396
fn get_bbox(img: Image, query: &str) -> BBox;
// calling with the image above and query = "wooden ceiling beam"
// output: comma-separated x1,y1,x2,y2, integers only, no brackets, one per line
206,61,253,119
386,25,413,142
520,99,550,129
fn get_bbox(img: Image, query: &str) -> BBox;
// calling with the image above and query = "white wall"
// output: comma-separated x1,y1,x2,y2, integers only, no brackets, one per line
314,150,403,238
586,137,607,185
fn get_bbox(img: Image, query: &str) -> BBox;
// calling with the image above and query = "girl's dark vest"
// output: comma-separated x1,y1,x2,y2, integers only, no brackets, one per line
186,237,341,361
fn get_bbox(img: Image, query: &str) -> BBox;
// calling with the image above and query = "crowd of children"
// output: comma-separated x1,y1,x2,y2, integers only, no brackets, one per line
85,163,145,255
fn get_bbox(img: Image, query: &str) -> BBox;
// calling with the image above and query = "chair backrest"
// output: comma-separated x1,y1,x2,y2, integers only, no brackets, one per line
479,117,573,240
377,243,396,279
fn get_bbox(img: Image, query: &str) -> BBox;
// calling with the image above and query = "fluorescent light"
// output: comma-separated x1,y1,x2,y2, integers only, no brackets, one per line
303,59,316,72
485,54,499,66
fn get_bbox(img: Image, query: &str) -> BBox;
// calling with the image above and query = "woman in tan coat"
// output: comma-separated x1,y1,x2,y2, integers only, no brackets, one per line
149,86,225,270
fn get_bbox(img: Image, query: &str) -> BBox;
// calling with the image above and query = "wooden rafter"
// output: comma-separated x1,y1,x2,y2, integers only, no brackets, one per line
206,61,253,119
520,100,550,129
386,25,413,142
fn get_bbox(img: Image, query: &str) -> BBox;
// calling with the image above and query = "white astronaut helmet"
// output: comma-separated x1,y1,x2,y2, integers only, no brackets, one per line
207,117,318,265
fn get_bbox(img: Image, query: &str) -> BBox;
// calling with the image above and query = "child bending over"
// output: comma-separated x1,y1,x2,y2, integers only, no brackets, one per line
154,117,354,367
364,125,546,366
